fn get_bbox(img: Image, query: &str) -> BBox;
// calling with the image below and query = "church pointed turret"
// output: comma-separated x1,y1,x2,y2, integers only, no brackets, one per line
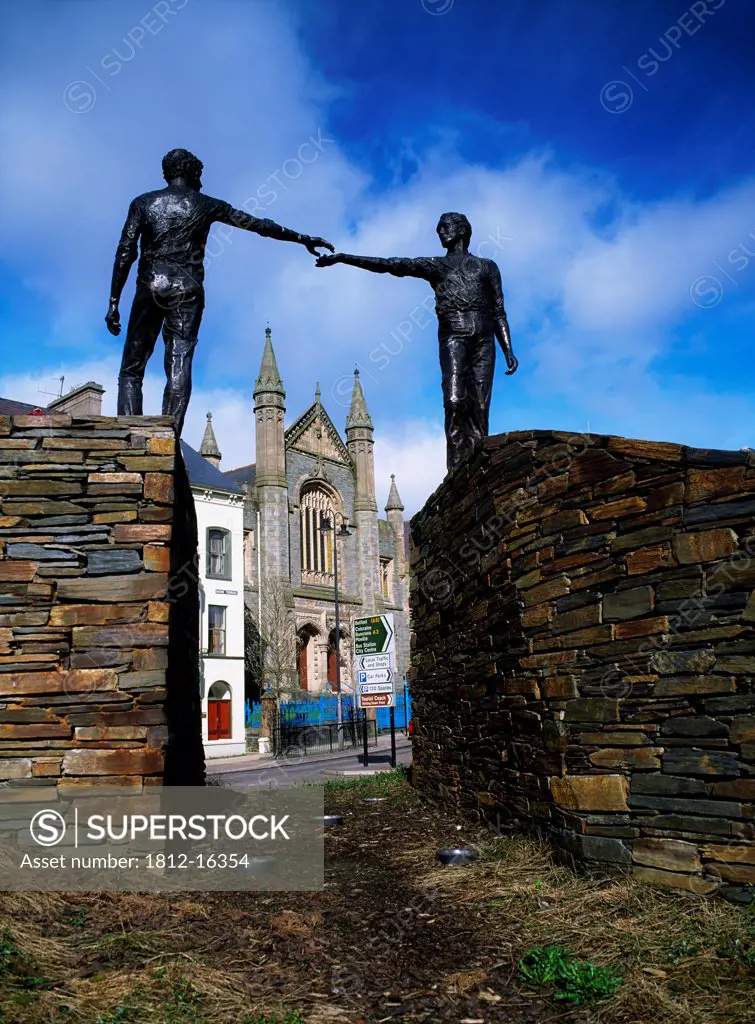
346,368,373,430
385,474,404,512
254,325,285,399
199,412,222,469
345,368,377,516
253,324,287,490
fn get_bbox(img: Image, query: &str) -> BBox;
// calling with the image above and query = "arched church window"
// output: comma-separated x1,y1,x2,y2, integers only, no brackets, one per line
300,487,335,584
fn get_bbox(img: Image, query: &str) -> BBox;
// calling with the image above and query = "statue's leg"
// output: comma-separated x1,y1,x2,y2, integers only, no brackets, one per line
117,284,163,416
468,334,496,443
161,286,205,436
439,333,470,472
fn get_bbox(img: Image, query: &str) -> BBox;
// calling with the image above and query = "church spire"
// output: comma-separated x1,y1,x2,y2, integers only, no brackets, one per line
199,412,222,469
385,474,404,512
345,368,373,430
254,325,285,399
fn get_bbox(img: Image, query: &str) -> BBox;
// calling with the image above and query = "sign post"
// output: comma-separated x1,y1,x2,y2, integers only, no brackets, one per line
353,614,396,768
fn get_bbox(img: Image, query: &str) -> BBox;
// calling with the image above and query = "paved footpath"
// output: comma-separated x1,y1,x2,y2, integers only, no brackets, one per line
207,733,412,789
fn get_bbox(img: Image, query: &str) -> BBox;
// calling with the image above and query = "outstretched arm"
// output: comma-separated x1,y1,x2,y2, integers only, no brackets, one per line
316,252,439,280
106,200,141,336
489,261,518,375
216,204,333,256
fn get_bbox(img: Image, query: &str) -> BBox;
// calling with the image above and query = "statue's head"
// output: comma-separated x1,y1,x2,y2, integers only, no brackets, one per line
437,212,472,249
162,148,203,189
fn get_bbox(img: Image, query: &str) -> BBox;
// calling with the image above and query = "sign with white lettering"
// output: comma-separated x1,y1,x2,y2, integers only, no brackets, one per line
353,614,395,656
357,692,394,708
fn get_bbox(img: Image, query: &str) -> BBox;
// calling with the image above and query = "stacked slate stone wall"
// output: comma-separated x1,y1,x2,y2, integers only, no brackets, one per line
410,430,755,899
0,413,203,792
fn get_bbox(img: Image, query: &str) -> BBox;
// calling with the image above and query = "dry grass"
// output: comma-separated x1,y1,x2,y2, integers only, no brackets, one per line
416,834,754,1024
0,776,752,1023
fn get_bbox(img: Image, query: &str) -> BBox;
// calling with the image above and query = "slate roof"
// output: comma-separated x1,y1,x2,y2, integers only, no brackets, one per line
0,397,44,415
223,463,257,489
179,440,244,494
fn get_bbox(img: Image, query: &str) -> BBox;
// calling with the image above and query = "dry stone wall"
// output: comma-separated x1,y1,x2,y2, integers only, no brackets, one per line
0,413,203,793
410,430,755,901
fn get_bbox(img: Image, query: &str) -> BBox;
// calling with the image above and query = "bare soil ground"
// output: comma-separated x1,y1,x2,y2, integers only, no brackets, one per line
0,772,753,1024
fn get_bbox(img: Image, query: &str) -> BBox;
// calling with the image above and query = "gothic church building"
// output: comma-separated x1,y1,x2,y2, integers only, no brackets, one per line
200,327,410,698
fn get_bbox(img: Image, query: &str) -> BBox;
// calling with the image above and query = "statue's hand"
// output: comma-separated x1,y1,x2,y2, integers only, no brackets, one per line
505,353,519,376
315,253,342,268
304,235,335,257
105,303,121,337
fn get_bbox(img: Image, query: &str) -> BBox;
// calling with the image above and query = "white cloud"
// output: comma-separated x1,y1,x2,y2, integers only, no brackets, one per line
374,420,446,517
563,181,755,333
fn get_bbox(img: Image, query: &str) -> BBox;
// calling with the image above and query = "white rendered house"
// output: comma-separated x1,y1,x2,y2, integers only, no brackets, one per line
181,422,247,759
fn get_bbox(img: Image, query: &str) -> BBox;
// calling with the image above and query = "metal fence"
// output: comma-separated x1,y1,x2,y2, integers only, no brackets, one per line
246,694,357,729
246,691,412,732
272,714,378,758
375,689,412,733
245,701,262,730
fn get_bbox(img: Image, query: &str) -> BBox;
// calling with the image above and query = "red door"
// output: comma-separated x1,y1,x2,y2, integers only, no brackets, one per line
208,700,231,740
327,649,337,689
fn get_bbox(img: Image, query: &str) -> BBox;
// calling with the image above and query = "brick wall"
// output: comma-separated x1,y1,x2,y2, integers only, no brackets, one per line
410,430,755,900
0,414,203,792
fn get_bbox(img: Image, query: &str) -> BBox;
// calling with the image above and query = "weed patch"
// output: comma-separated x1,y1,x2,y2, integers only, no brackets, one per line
519,944,623,1005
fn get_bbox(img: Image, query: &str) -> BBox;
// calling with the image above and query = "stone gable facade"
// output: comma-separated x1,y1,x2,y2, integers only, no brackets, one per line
216,328,410,698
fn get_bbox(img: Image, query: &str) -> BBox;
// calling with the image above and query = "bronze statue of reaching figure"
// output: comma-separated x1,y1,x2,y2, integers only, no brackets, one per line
316,212,517,471
106,148,334,435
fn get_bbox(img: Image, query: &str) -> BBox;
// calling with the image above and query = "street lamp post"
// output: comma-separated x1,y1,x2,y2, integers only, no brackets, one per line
320,513,351,750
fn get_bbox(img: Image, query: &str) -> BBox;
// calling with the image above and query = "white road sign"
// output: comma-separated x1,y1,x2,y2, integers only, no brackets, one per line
357,669,392,685
359,682,394,695
355,653,391,671
353,631,395,709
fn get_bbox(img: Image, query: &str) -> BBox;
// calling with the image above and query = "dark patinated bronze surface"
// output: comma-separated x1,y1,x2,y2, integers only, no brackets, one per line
107,148,333,435
317,213,518,472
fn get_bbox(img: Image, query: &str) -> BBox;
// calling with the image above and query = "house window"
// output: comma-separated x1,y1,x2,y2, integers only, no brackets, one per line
207,680,232,741
208,605,226,655
300,487,336,584
380,558,392,600
243,530,254,583
207,528,231,579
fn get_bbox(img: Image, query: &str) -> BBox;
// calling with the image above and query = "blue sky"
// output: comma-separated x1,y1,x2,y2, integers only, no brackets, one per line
1,0,755,514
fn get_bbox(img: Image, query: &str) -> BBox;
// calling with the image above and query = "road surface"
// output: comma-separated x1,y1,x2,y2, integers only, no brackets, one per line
212,744,412,789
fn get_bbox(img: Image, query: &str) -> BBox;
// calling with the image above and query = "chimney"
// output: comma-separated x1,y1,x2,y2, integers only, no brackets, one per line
48,381,105,417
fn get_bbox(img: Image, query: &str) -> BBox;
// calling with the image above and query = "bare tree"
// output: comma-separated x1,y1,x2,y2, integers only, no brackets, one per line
246,580,299,699
243,605,263,701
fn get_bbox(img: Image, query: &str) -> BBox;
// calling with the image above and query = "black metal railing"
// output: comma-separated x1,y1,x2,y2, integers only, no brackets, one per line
272,714,378,758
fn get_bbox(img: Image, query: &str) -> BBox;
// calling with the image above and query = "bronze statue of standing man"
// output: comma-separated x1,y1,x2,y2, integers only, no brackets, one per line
106,148,333,435
316,213,518,472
